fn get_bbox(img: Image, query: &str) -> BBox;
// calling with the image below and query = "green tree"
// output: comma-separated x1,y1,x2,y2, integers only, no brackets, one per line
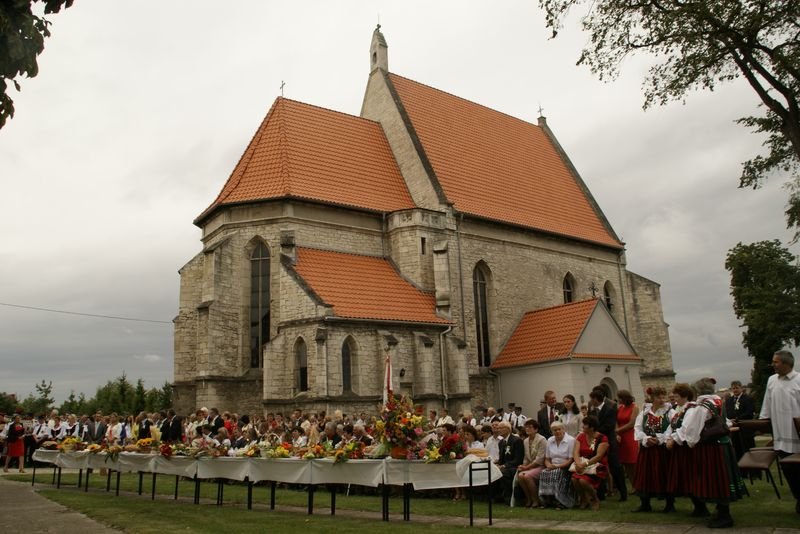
539,1,800,235
59,389,89,415
0,392,18,414
725,240,800,401
133,378,146,414
1,0,74,129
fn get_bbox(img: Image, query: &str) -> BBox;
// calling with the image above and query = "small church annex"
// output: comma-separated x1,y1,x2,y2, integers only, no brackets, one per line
172,28,675,417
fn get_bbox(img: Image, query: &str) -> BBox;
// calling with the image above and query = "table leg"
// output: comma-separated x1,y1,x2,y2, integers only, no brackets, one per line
330,485,336,516
85,468,91,492
151,473,157,500
174,475,179,500
31,463,36,486
307,484,315,515
77,469,82,489
487,462,493,526
247,478,253,510
382,484,389,521
138,471,143,495
193,476,200,504
56,467,62,489
216,480,223,506
403,483,411,521
469,464,474,527
106,469,111,492
52,466,56,485
115,471,120,496
270,481,276,510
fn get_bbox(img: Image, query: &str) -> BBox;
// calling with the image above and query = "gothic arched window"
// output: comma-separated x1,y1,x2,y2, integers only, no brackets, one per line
341,337,354,393
603,281,615,312
563,273,575,304
249,242,270,368
295,338,308,393
473,263,491,367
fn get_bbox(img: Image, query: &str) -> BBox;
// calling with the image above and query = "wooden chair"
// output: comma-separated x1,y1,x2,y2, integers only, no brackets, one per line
737,419,782,498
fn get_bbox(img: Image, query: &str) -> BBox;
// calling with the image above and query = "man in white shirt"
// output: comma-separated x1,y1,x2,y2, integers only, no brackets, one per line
760,350,800,454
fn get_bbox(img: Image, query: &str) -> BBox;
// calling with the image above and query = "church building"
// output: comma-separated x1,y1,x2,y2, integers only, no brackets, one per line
172,27,675,417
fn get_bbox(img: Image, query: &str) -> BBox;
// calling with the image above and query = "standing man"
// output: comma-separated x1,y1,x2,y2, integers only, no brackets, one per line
725,380,756,459
759,350,800,513
589,387,627,501
537,391,565,440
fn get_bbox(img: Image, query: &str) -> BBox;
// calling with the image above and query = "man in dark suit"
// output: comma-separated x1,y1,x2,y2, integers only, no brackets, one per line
537,390,566,440
589,388,627,501
725,380,756,459
492,421,525,502
89,413,107,444
208,408,224,433
162,409,183,443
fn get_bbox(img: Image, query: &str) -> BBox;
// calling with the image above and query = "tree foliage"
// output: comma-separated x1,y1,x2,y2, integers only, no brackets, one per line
539,1,800,236
725,240,800,400
0,0,73,129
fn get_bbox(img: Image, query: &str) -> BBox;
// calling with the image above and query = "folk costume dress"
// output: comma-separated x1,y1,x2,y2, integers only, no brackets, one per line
632,403,674,496
679,395,746,503
571,432,609,490
665,402,695,496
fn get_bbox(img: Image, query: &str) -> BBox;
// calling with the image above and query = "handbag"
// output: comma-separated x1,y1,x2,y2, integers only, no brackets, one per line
568,461,598,475
699,410,729,443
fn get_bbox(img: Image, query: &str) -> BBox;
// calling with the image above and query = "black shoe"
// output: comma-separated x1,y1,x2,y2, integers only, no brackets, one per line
707,515,734,528
662,504,677,513
690,507,711,518
632,505,652,513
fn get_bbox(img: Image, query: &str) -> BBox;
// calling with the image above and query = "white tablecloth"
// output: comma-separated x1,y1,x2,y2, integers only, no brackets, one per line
32,450,498,489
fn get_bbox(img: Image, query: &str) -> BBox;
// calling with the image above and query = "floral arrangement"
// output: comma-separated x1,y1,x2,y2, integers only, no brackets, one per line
261,442,292,458
41,440,59,450
373,393,427,458
302,444,326,459
136,437,155,449
239,444,261,458
105,445,123,462
159,443,174,457
58,436,84,451
334,440,366,464
424,434,465,463
86,444,102,453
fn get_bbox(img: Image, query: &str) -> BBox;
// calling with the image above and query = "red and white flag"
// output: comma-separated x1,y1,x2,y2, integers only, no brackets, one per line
383,350,393,404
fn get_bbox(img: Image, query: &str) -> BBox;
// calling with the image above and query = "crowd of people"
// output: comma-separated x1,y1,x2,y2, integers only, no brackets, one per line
1,349,798,528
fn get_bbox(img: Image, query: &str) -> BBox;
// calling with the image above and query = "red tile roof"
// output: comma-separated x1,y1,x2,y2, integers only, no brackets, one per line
491,299,639,369
293,247,450,325
196,97,415,224
388,74,622,248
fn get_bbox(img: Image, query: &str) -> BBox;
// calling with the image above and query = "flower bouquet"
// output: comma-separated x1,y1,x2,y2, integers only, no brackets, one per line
334,440,365,464
372,393,428,459
135,437,156,453
261,442,292,458
302,444,326,459
105,445,123,463
424,434,466,463
86,444,102,453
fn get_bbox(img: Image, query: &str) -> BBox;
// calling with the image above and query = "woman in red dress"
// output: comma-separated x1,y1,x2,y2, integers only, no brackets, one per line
3,415,26,473
571,415,609,510
615,390,640,490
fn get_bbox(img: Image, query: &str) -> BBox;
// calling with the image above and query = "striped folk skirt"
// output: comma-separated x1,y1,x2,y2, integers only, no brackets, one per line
666,444,693,496
690,440,746,502
632,444,669,496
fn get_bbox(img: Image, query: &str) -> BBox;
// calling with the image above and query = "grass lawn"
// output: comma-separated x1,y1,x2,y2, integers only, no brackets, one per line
6,464,798,531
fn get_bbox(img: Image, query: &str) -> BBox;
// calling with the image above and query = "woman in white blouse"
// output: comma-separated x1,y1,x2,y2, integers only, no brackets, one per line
105,414,123,445
537,422,576,509
560,394,583,437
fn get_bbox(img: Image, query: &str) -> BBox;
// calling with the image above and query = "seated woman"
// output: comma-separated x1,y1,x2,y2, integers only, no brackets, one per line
538,421,575,509
217,427,231,448
517,419,548,508
292,427,308,449
571,415,609,511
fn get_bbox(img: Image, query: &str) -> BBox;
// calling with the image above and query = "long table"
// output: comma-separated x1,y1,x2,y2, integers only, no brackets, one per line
32,450,501,525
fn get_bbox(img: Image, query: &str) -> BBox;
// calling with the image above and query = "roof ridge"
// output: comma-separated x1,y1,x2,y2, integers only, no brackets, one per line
279,96,384,126
388,72,542,131
524,298,598,316
296,245,385,259
277,99,291,196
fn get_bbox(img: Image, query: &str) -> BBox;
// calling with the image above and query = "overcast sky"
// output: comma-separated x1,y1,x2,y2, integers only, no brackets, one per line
1,1,796,404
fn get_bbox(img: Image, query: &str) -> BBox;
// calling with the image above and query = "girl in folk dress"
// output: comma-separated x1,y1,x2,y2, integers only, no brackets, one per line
632,386,675,512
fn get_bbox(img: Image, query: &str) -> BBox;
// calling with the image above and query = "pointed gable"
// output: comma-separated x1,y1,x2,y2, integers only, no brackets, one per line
291,247,450,325
387,74,622,248
491,299,639,369
195,97,415,225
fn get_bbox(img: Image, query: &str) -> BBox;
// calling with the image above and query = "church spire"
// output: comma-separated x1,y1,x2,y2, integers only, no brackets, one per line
370,24,388,72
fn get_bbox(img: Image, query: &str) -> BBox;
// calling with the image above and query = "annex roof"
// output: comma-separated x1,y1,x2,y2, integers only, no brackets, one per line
491,299,639,369
387,73,622,249
196,97,415,225
292,247,450,325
